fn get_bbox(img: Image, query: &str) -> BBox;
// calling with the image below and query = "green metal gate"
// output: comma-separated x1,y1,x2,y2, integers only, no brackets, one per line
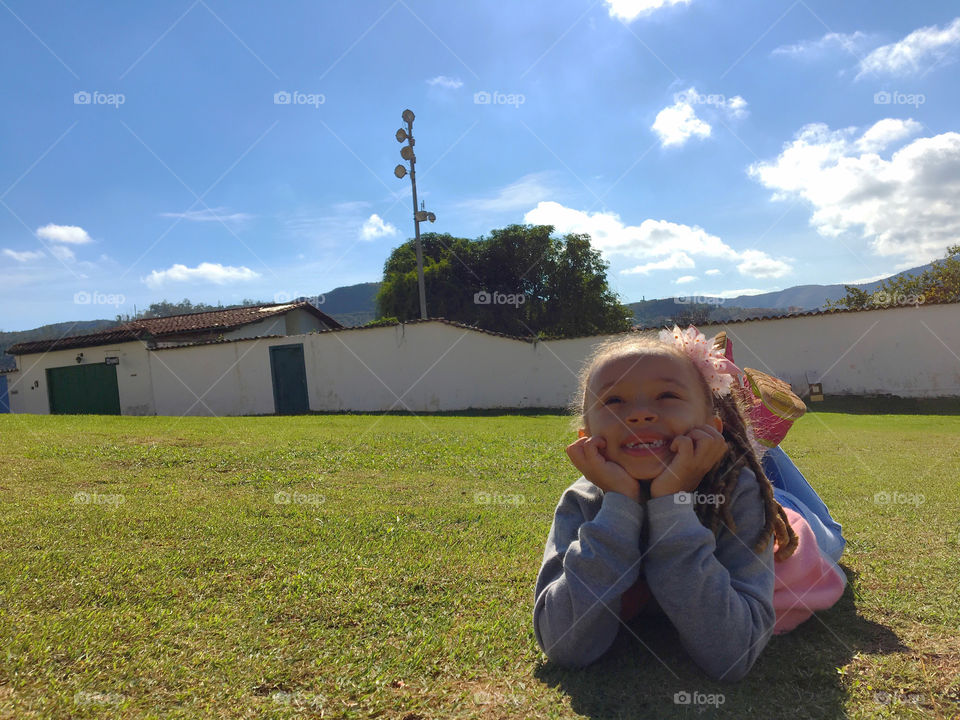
46,363,121,415
269,344,310,414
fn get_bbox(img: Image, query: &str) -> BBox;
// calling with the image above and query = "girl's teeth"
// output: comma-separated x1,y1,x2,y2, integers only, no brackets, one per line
627,440,665,448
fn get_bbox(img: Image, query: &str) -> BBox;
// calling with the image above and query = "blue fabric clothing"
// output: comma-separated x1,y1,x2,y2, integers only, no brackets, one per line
761,446,845,564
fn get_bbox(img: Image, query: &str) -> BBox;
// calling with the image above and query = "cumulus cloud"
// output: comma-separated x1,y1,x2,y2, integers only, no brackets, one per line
855,118,923,153
360,213,398,240
675,275,697,284
3,248,45,262
749,120,960,264
772,31,872,59
605,0,691,22
652,101,711,148
652,88,748,147
523,201,791,279
426,75,463,89
143,262,261,288
857,17,960,77
623,252,696,275
36,224,91,244
705,268,721,276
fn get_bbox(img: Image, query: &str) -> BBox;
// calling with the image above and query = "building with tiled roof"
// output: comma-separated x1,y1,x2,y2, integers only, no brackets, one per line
6,301,341,356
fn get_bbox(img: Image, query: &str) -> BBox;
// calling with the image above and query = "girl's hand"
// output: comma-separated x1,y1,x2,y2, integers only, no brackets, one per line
566,436,641,502
649,424,727,499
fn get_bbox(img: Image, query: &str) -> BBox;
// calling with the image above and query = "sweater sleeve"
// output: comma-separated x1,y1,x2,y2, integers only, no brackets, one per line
532,478,645,668
641,467,776,681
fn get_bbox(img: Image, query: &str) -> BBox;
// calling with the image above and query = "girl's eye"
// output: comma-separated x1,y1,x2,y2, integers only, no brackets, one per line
658,392,681,400
603,396,622,405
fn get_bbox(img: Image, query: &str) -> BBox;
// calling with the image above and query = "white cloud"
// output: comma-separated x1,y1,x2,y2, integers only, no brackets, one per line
50,245,75,262
143,262,261,288
736,249,792,278
725,95,748,120
427,75,463,89
36,224,91,244
459,172,557,213
749,121,960,264
360,213,398,240
675,275,697,284
652,101,711,148
772,31,872,59
622,253,695,275
523,201,791,279
159,207,254,224
855,118,923,153
705,268,721,276
3,248,44,262
672,87,749,120
857,17,960,77
605,0,691,22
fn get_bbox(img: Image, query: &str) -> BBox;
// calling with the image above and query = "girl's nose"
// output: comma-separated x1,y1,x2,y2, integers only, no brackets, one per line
626,402,657,422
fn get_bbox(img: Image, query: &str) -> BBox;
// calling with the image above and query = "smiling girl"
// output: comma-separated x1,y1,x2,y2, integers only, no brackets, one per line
533,327,807,680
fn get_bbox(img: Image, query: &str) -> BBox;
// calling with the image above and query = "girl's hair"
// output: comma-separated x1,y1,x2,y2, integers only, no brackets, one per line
570,333,798,561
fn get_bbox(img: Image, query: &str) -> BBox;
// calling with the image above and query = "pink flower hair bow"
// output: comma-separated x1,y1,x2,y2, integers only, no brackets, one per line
658,324,742,396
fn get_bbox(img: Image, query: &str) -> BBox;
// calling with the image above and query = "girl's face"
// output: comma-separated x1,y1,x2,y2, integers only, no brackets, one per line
582,351,723,481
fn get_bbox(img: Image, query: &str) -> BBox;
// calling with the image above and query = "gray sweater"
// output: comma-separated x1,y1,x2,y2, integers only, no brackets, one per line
533,466,775,681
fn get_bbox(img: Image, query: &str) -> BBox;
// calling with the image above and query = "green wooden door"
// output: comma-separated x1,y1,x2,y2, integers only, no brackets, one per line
269,344,309,414
47,363,121,415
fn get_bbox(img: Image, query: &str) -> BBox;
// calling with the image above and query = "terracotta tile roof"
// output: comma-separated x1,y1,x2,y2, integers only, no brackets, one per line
6,327,146,355
122,301,342,336
6,302,342,355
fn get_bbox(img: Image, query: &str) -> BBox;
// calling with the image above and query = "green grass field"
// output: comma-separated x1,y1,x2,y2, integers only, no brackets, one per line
1,409,958,719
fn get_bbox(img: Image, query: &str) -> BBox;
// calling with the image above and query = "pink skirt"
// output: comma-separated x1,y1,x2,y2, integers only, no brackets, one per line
772,507,846,634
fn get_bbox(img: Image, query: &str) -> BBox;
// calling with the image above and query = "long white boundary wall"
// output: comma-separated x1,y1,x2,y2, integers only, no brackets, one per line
8,303,958,415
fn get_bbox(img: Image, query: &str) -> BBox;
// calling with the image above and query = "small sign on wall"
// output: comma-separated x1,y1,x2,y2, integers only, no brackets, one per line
105,356,119,365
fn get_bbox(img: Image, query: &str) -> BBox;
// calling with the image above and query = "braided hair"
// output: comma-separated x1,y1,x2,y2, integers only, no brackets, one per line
572,333,798,561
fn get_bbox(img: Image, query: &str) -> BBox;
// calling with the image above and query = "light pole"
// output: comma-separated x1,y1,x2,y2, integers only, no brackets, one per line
394,109,435,320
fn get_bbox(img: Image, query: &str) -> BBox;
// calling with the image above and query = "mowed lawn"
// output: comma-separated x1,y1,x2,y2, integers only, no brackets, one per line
0,408,958,719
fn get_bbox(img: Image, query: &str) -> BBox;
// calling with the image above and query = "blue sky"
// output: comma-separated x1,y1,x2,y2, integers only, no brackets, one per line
2,0,959,330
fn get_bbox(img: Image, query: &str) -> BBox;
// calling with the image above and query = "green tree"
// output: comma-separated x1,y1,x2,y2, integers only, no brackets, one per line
375,225,633,337
826,245,960,309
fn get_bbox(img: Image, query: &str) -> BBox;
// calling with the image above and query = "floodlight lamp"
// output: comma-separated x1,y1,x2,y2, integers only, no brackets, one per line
394,164,407,179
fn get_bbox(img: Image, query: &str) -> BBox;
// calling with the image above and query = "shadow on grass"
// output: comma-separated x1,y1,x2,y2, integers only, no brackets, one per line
533,566,907,719
806,396,960,415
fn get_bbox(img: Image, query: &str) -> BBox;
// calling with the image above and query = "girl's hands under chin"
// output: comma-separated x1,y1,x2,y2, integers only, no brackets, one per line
566,436,642,503
649,424,727,499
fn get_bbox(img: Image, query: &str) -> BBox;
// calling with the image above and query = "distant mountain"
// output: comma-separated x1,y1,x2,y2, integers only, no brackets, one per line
311,281,379,327
666,263,934,311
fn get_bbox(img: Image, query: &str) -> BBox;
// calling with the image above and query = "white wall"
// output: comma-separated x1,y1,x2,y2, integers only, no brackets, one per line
10,303,959,415
7,341,153,415
708,303,960,397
